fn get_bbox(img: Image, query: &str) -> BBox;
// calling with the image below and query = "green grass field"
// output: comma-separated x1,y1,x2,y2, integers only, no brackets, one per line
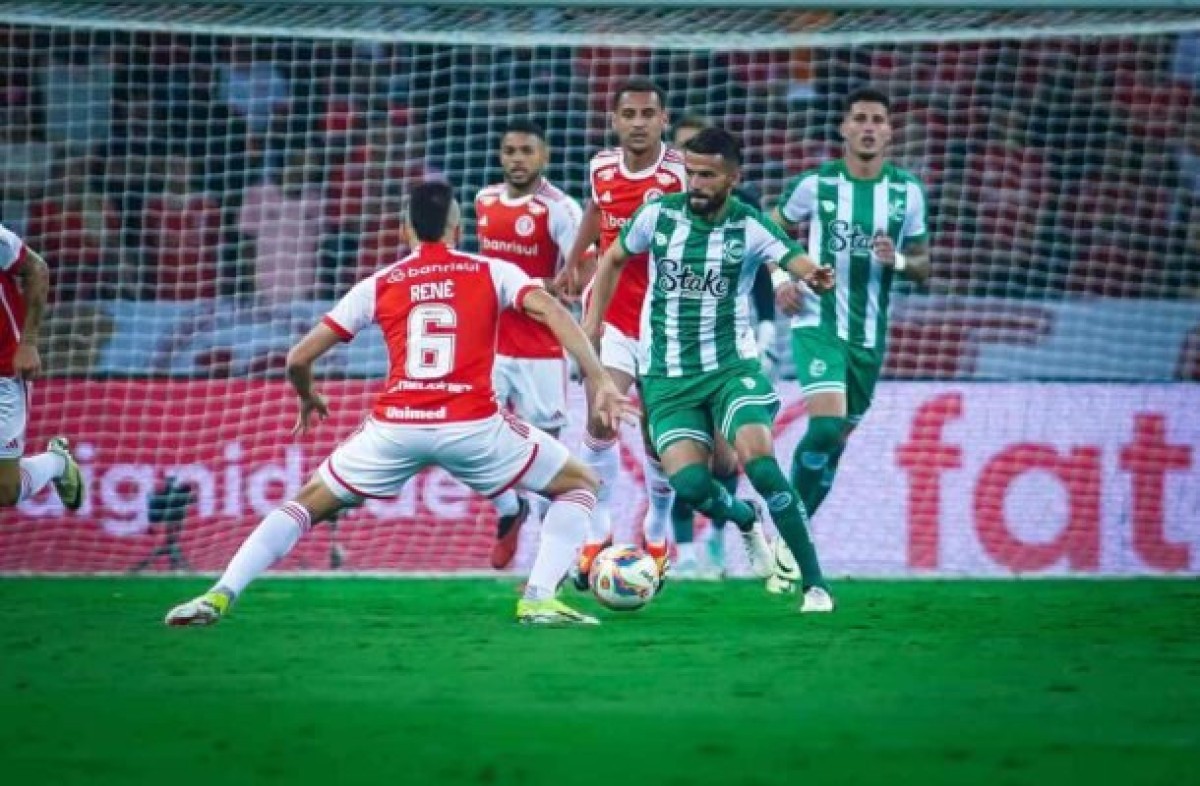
1,578,1197,786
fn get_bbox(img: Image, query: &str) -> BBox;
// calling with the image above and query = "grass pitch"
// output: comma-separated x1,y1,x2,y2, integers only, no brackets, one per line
1,578,1196,786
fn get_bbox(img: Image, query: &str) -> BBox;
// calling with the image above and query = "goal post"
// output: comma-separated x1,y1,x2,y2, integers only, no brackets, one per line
3,1,1199,576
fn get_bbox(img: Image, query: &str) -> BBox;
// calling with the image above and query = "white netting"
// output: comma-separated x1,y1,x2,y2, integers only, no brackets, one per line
4,2,1198,575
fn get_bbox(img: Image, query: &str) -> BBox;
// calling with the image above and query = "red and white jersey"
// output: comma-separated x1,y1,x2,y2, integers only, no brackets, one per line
588,144,687,339
0,224,29,378
475,179,582,358
323,242,540,425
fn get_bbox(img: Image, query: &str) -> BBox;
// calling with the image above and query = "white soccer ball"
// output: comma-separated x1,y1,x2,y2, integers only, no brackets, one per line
590,544,660,611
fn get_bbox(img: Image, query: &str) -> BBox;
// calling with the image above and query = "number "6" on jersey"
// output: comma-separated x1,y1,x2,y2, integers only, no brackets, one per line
406,304,457,379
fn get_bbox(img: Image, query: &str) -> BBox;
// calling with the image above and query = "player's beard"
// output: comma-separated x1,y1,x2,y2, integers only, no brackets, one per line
689,190,728,220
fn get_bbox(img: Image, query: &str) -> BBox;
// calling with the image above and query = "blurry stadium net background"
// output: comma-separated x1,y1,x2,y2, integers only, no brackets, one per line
3,1,1199,576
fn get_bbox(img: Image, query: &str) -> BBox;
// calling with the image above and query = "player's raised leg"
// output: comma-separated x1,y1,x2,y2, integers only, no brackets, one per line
165,476,344,627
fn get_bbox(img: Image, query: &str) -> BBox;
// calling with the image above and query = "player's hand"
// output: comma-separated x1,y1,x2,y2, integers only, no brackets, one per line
13,342,41,380
293,393,330,436
552,266,581,302
775,281,804,316
804,266,836,294
872,231,898,265
592,376,638,430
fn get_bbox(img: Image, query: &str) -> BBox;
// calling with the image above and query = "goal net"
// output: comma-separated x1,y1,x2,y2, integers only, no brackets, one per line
4,1,1198,576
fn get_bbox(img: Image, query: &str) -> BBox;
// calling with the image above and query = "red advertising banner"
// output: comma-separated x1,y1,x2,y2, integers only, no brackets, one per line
7,380,1199,576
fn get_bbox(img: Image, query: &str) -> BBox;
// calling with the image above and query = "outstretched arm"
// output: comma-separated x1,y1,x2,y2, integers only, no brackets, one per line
554,201,601,297
285,324,342,435
580,241,630,352
522,288,634,429
14,247,49,379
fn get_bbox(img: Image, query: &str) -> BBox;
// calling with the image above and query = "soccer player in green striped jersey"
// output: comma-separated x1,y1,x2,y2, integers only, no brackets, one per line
767,87,931,593
584,127,836,612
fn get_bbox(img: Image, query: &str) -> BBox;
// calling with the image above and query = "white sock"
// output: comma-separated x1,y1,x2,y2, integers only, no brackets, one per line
641,457,674,546
18,452,66,503
580,433,618,543
493,490,520,518
677,542,696,565
524,489,594,600
215,502,311,597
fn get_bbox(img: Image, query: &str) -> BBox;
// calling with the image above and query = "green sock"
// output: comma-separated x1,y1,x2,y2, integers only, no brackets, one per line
670,498,695,544
744,455,826,589
791,416,845,515
806,446,845,515
668,464,755,530
711,470,740,531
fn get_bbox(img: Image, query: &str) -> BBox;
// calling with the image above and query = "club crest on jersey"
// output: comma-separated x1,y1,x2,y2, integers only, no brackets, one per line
723,238,745,263
643,188,665,203
656,258,728,299
653,232,669,249
888,200,905,221
826,220,873,255
515,215,536,237
741,377,756,390
809,358,827,377
820,199,837,214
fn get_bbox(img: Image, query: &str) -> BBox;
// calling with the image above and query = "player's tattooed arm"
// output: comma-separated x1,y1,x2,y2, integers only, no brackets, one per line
873,235,930,286
14,247,49,379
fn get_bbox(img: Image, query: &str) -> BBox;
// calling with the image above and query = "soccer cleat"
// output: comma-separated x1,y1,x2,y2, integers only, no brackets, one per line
765,538,799,595
800,585,835,614
644,540,671,592
165,590,231,627
738,504,775,578
516,597,600,626
490,495,530,570
47,437,84,512
570,539,610,591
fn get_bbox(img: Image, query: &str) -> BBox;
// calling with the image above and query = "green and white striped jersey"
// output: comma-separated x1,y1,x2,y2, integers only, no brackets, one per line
777,159,928,351
619,192,804,378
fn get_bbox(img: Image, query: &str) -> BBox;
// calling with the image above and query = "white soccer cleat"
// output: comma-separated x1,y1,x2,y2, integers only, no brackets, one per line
739,517,775,579
164,591,230,627
800,586,835,614
765,538,800,594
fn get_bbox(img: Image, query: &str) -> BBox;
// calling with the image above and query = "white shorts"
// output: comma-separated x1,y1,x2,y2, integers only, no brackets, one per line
0,377,29,460
318,412,571,503
600,323,640,379
493,355,568,431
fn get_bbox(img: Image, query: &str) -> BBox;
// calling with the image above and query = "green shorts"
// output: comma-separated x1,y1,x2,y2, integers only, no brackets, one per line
791,327,883,424
640,361,780,456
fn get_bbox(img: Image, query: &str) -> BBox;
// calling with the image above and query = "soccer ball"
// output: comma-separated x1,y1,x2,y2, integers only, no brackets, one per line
590,545,660,611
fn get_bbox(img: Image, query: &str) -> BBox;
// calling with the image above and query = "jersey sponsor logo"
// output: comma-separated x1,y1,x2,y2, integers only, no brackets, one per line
384,405,448,421
481,236,541,257
826,220,874,255
597,167,617,181
723,238,745,263
600,191,614,204
515,215,536,237
809,358,827,377
643,188,665,203
602,212,628,230
478,215,489,227
655,258,729,299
